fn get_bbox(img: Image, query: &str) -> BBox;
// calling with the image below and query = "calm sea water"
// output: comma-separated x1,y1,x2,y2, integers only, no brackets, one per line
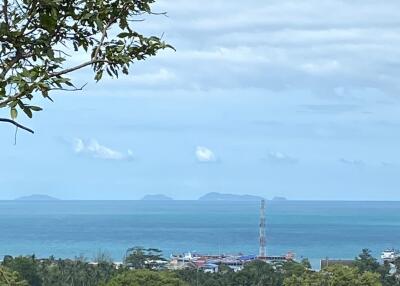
0,200,399,268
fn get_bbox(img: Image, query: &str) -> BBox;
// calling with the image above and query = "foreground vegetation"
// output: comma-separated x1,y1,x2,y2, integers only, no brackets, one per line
0,0,173,134
0,248,399,286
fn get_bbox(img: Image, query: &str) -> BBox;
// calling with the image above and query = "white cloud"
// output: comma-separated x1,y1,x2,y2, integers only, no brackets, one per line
178,47,271,64
73,139,133,161
339,158,364,166
300,60,341,75
142,0,400,93
381,161,397,168
73,138,85,153
66,0,400,95
267,151,298,165
131,68,177,85
195,146,216,162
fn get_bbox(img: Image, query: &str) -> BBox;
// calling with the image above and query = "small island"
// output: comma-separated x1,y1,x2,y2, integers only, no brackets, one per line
15,194,60,201
141,194,174,201
198,192,264,201
272,196,288,201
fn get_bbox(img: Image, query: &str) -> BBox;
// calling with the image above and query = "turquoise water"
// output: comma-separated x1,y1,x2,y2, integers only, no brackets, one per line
0,200,399,268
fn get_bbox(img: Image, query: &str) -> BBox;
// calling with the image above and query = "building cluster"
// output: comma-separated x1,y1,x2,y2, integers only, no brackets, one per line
166,252,294,273
164,200,293,273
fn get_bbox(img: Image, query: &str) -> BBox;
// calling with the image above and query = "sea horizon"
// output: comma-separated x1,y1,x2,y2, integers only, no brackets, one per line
1,200,399,269
5,197,400,202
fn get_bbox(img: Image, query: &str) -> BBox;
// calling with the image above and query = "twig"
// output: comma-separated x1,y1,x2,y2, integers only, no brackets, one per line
14,125,18,145
2,0,9,29
50,83,87,92
49,59,114,77
0,118,34,134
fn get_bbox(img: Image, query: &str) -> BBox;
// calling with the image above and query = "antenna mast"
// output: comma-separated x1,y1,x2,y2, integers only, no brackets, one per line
259,199,266,257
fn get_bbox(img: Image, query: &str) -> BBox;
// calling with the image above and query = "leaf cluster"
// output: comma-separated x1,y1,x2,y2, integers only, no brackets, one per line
0,0,172,121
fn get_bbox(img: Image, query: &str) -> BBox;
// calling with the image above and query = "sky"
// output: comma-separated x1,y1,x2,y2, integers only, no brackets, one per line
1,0,400,200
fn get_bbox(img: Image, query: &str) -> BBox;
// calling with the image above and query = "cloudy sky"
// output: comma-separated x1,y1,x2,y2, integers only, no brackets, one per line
1,0,400,200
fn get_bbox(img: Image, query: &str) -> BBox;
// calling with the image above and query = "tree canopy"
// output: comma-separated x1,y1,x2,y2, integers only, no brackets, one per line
124,247,166,270
1,249,399,286
284,265,382,286
0,266,28,286
354,249,381,274
2,256,41,286
105,270,187,286
0,0,173,133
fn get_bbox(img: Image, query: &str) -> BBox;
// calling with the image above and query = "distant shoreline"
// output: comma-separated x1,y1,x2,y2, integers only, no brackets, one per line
4,199,400,202
10,192,399,201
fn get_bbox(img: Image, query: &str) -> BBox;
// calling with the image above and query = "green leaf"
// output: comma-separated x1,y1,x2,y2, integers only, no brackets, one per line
10,108,17,120
94,70,103,81
29,106,43,112
47,49,55,59
23,107,32,118
95,18,103,30
118,32,130,38
0,22,7,34
39,13,56,31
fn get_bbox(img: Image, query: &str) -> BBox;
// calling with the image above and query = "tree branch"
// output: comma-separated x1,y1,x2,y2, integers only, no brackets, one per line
92,3,130,60
20,1,37,36
0,52,33,79
0,118,34,134
0,92,23,108
49,59,114,77
50,5,128,78
93,25,110,60
2,0,9,29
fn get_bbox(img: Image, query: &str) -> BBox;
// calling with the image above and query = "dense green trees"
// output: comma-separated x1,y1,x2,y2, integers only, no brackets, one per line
177,259,383,286
105,270,187,286
37,257,119,286
354,249,381,273
1,249,400,286
2,256,41,286
233,260,283,286
124,247,165,270
353,249,399,286
0,0,173,133
176,269,225,286
0,266,28,286
284,265,381,286
177,260,286,286
2,255,120,286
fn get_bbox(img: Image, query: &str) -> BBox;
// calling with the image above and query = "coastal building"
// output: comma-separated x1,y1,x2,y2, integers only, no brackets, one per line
381,249,400,262
166,199,294,272
167,259,197,270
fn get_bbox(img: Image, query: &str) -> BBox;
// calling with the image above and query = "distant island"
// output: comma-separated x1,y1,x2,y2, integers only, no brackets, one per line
15,194,60,201
198,192,264,201
272,196,288,201
141,194,173,201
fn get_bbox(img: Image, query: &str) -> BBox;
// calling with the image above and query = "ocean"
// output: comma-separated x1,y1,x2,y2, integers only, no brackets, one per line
0,200,399,269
